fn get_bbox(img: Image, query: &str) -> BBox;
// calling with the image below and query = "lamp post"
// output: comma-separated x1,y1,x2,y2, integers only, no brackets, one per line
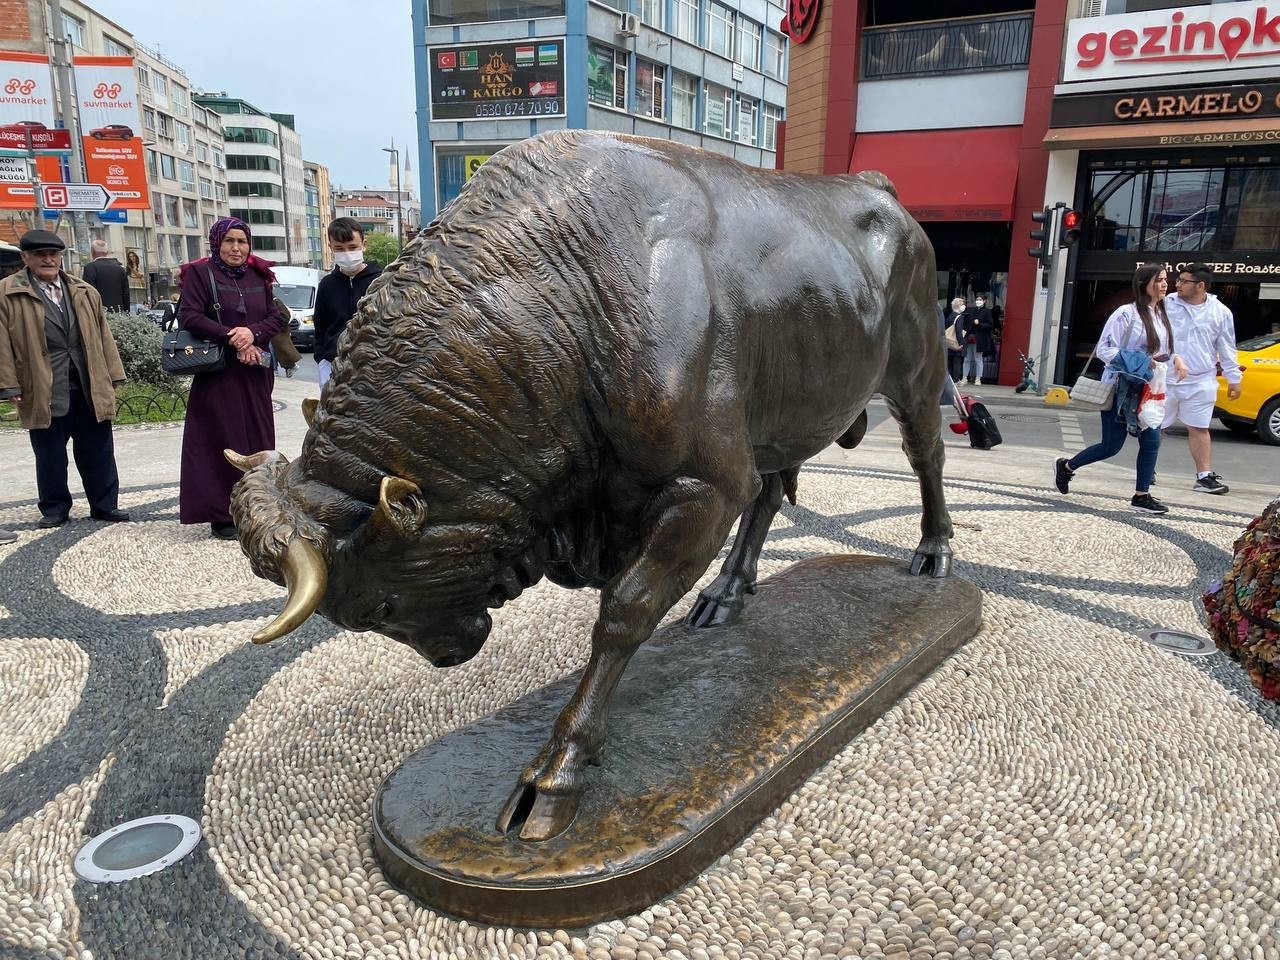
381,143,402,255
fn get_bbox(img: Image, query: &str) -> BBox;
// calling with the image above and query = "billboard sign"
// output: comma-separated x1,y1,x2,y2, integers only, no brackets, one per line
73,56,149,209
0,153,61,209
0,52,55,127
1064,2,1280,83
428,39,566,121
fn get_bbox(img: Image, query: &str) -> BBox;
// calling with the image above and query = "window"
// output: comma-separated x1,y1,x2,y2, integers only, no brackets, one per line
213,149,224,169
169,235,184,264
164,195,179,227
737,95,758,145
215,183,226,201
58,12,85,47
763,103,782,152
178,160,194,191
203,214,215,233
158,114,172,138
152,72,168,100
706,2,734,59
1219,167,1280,251
199,177,213,199
182,198,198,228
227,154,281,172
587,44,626,110
172,86,189,118
736,18,761,69
160,154,176,180
704,83,732,138
253,236,285,252
152,193,165,227
186,235,203,262
176,122,191,150
196,141,209,163
639,0,663,30
229,208,284,226
143,108,156,132
137,66,150,92
674,0,699,43
225,126,280,147
104,36,130,57
764,31,786,80
671,71,697,130
426,0,564,25
636,60,665,121
229,181,283,199
146,149,158,179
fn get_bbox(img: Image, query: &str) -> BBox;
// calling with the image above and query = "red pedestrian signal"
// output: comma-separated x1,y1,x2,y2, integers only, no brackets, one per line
1059,208,1082,247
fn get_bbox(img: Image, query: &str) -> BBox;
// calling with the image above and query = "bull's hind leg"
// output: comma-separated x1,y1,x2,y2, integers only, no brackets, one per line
496,475,743,841
882,389,953,578
687,466,797,627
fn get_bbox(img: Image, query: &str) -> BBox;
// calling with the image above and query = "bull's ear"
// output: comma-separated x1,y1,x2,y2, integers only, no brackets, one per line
372,476,428,539
301,398,319,429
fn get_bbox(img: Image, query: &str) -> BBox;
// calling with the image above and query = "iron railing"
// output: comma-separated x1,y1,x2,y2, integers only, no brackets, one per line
862,12,1034,81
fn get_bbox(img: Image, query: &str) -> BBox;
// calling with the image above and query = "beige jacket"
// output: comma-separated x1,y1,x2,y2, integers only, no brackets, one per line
0,269,127,430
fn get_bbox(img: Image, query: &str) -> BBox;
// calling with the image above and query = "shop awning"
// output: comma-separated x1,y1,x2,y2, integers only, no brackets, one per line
1044,117,1280,150
848,127,1021,222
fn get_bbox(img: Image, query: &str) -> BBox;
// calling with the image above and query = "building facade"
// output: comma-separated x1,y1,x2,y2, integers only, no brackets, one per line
334,193,398,238
1040,0,1280,384
194,94,306,265
411,0,790,221
304,160,334,270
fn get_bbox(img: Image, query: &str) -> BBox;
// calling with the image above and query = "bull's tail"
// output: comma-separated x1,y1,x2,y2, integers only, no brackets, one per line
851,169,898,199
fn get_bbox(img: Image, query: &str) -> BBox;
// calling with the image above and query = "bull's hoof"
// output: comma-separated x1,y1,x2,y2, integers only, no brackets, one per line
909,537,952,579
686,591,745,628
496,783,580,841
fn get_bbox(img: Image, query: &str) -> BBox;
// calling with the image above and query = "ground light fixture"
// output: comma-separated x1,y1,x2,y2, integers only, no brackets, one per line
73,815,202,883
1139,629,1216,657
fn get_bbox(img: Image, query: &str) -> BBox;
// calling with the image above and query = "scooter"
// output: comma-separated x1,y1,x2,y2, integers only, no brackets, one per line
1013,351,1037,394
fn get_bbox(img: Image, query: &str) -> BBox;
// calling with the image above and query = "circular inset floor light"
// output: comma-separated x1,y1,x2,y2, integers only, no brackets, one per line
74,815,201,883
1140,629,1216,657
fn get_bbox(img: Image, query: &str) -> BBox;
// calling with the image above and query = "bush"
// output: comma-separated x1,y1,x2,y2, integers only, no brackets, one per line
107,310,182,390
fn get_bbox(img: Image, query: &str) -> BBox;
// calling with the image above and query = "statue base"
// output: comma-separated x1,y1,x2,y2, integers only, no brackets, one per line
372,554,982,928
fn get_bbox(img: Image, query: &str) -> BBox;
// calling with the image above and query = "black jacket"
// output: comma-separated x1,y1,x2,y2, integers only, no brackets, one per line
957,304,994,354
81,257,129,312
313,263,382,363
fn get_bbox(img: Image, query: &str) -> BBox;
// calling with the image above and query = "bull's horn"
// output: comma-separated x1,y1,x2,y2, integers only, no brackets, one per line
301,398,319,429
224,449,287,473
252,538,328,644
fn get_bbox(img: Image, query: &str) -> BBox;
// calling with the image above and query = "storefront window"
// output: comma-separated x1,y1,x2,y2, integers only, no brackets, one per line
428,0,564,24
1218,168,1280,252
1145,168,1222,251
588,44,626,110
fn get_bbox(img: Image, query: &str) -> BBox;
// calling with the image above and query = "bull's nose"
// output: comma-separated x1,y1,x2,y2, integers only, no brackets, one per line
433,650,476,668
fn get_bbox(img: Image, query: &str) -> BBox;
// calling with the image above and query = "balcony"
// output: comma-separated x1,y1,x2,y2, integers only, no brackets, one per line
861,12,1033,81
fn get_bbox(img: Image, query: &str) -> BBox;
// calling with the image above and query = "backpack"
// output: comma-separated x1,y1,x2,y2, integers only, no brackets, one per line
1203,496,1280,700
963,398,1002,450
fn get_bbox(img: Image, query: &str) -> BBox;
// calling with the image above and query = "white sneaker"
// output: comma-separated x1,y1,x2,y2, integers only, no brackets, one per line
975,379,983,386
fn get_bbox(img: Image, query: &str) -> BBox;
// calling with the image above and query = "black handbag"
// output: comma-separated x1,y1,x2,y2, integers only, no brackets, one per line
160,266,226,375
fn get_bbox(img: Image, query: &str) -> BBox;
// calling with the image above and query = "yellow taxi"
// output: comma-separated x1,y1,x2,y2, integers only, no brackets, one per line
1215,332,1280,445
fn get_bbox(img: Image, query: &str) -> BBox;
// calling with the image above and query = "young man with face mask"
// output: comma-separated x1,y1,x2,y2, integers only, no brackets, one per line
312,218,383,391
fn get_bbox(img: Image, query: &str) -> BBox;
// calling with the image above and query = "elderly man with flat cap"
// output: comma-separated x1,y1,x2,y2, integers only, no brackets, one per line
0,229,129,527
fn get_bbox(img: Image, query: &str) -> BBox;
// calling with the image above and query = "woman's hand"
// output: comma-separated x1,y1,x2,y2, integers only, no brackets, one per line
228,326,253,350
237,345,264,366
1172,355,1189,382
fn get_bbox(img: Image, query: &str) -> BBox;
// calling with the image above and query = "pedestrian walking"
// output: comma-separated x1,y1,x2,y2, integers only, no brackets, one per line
957,294,993,385
81,239,130,313
313,217,382,392
1054,264,1186,515
1162,263,1241,495
0,230,130,527
177,217,287,539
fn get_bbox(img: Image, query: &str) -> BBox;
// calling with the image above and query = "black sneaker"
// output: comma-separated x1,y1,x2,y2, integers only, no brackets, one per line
1193,473,1228,495
1131,493,1169,515
1054,458,1073,494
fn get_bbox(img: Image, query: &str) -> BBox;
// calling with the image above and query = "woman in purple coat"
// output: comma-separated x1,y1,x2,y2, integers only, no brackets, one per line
178,218,286,538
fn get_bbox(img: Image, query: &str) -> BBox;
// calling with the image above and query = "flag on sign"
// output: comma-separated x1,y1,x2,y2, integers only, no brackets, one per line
437,51,457,69
538,44,558,64
515,46,534,65
461,50,478,68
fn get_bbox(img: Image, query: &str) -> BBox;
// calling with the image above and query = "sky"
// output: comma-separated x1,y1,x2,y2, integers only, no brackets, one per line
90,0,419,195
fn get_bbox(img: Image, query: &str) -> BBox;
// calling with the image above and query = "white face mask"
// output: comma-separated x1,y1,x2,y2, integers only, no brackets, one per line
975,300,985,308
333,249,365,271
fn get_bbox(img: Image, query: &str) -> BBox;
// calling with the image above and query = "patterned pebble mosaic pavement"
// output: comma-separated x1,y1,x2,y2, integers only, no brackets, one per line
2,462,1279,960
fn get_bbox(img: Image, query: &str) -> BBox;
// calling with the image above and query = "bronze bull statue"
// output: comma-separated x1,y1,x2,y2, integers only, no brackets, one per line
226,130,953,841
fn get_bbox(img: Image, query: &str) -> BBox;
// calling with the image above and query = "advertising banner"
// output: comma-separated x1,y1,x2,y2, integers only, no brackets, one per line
0,153,62,209
73,55,149,209
0,51,56,128
429,39,565,121
464,154,493,180
1064,2,1280,84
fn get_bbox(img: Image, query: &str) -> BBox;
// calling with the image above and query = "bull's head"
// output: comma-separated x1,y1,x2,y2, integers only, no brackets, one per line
225,449,493,668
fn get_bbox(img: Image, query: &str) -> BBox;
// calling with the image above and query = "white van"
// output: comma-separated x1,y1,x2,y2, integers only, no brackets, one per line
272,266,323,351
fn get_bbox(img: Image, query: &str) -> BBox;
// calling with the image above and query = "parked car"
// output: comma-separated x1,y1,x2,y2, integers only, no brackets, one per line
88,124,133,140
272,266,323,350
1215,332,1280,445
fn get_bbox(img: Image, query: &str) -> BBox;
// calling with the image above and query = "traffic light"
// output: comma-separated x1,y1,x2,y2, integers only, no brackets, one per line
1028,207,1053,268
1059,208,1083,247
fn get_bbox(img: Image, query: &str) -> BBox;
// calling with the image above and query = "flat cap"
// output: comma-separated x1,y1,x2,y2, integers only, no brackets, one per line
19,229,66,252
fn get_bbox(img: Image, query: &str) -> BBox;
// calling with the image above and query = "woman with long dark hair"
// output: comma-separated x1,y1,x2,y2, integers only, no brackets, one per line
1054,264,1188,514
177,217,287,538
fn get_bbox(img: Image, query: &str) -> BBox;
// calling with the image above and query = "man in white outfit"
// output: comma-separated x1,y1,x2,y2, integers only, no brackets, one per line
1162,263,1241,495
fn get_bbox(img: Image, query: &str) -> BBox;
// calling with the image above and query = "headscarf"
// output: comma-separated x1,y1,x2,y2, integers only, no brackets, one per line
186,215,276,287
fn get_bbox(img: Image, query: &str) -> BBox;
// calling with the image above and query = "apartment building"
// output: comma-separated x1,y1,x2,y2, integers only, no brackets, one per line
303,160,334,270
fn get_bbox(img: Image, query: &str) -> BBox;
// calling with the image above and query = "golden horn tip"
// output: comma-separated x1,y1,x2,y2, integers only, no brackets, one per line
251,538,328,644
225,449,283,473
301,397,319,429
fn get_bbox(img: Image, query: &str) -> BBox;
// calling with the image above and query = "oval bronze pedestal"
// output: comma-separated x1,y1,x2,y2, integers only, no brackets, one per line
372,554,982,928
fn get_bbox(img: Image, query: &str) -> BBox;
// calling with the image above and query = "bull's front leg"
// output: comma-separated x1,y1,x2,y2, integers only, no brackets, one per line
496,476,741,841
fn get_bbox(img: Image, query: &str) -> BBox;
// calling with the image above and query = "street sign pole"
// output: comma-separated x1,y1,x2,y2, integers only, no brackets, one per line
49,0,85,268
1036,205,1064,397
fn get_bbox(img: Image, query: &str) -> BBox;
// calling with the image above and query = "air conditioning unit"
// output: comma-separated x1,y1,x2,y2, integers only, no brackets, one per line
617,12,640,37
1078,0,1104,16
